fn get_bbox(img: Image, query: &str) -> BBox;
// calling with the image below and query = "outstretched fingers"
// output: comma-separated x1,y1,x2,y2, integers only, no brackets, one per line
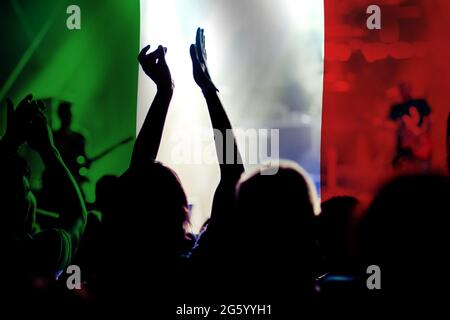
138,45,151,62
156,45,167,65
196,28,206,64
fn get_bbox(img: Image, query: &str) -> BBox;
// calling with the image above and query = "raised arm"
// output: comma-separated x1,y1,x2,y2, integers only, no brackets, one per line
0,95,32,152
27,100,87,250
190,28,244,184
189,28,244,234
131,45,173,170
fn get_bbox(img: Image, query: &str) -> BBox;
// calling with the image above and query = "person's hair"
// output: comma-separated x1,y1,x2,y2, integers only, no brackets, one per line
115,162,190,253
225,160,320,296
235,160,319,250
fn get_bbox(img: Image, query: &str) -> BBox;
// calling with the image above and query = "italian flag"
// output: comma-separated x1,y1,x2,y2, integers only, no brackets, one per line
2,1,449,227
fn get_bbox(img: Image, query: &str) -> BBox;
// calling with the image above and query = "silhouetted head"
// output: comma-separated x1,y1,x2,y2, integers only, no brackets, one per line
319,196,359,269
235,161,319,257
227,161,319,297
58,101,73,129
359,174,450,291
115,162,190,256
0,153,36,236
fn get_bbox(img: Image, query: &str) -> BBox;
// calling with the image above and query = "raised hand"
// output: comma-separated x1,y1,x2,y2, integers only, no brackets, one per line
131,46,174,168
189,28,244,245
1,95,55,154
2,94,33,150
190,28,218,92
26,100,55,154
138,45,173,91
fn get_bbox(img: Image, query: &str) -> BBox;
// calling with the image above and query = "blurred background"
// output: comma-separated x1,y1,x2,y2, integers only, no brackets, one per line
0,0,140,203
321,0,450,202
138,0,324,231
0,0,324,232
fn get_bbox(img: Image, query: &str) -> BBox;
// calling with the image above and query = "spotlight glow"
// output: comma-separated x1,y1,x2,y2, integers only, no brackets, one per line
138,0,324,232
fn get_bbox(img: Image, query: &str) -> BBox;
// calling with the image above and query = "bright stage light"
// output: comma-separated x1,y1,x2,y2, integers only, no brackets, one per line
283,0,324,32
138,0,324,232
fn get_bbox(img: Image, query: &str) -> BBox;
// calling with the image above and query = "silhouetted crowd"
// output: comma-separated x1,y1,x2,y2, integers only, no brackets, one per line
1,29,449,317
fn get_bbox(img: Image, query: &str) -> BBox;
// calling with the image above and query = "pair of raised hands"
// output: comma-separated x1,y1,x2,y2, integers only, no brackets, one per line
138,28,218,92
2,94,53,154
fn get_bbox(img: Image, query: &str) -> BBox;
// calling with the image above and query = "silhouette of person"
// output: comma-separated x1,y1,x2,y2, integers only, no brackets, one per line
359,173,450,307
390,86,432,170
38,101,88,211
319,196,359,273
53,101,89,185
187,28,245,302
91,44,191,314
0,95,87,312
234,162,320,299
187,30,319,313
